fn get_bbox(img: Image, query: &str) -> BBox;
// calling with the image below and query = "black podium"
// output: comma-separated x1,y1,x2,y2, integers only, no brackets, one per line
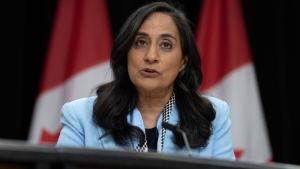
0,140,298,169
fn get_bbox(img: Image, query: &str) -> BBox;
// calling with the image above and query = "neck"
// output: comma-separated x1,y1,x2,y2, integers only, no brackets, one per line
136,89,174,128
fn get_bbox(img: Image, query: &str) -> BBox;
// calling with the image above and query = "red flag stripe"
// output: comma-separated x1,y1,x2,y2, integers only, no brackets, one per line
196,0,251,91
196,0,272,162
39,0,112,94
28,0,113,144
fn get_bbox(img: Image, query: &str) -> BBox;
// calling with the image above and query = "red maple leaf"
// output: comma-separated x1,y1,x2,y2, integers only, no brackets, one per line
40,127,62,143
234,149,244,160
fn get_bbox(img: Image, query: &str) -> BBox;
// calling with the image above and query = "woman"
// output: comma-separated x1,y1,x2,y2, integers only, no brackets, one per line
56,1,235,161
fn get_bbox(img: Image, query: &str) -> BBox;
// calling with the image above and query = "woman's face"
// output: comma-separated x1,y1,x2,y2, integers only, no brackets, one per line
128,12,187,94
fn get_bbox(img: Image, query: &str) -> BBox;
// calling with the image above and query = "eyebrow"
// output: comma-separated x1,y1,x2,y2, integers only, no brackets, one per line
136,32,177,42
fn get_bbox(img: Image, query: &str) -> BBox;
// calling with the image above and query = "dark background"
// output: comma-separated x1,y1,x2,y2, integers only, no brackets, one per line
1,0,299,165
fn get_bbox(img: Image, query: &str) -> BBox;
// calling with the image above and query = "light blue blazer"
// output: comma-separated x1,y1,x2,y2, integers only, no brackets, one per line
56,96,235,161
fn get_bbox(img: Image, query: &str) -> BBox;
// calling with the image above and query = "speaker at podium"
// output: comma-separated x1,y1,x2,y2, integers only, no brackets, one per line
0,139,299,169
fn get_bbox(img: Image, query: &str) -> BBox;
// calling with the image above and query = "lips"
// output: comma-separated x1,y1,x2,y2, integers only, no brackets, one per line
140,68,161,77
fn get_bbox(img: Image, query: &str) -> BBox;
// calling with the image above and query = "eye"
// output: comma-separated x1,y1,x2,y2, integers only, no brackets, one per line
136,39,148,46
160,42,172,49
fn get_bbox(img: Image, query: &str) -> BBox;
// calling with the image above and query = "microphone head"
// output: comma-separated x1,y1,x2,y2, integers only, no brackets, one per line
162,122,192,157
162,122,178,132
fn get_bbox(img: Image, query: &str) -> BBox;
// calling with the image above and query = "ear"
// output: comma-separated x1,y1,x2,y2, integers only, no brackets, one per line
180,55,188,71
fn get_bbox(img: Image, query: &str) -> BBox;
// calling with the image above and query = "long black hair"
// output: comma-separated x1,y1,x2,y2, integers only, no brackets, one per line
93,1,216,149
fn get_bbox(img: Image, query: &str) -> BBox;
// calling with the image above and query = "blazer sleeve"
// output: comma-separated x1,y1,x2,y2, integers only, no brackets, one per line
212,99,236,160
56,102,85,147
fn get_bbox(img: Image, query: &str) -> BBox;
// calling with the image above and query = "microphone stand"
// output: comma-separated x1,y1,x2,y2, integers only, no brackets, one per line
162,122,192,157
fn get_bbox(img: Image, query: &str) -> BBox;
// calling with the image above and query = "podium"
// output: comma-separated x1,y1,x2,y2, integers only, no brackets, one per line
0,140,298,169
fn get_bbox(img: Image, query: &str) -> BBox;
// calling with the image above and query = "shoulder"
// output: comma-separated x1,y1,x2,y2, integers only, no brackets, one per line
202,95,235,160
203,95,227,106
203,95,229,115
61,96,97,121
57,96,99,147
202,95,230,126
62,96,96,110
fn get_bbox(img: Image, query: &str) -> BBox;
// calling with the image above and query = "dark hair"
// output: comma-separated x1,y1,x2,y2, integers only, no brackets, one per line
93,1,216,149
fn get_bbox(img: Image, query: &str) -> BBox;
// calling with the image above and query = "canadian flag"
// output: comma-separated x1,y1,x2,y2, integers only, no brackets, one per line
28,0,113,144
196,0,272,163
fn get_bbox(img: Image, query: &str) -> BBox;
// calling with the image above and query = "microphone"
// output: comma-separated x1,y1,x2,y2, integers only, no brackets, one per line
162,122,192,157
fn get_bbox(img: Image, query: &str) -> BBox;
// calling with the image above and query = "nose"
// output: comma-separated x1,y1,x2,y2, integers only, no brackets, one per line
144,45,158,63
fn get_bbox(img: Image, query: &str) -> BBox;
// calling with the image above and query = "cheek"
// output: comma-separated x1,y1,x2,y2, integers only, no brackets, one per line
127,51,135,69
165,61,182,80
128,56,138,72
127,53,141,79
127,59,135,77
169,58,184,72
127,50,140,66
